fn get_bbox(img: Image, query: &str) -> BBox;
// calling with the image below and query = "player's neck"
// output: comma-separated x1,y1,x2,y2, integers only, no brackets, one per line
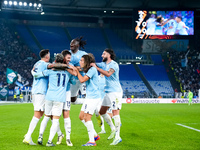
106,58,112,64
41,58,48,62
71,49,79,54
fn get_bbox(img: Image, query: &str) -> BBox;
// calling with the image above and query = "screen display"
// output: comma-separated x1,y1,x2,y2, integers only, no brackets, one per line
135,10,194,39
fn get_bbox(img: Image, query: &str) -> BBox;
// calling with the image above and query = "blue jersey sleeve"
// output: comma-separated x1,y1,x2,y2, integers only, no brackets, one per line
42,70,50,76
34,70,50,78
109,62,118,72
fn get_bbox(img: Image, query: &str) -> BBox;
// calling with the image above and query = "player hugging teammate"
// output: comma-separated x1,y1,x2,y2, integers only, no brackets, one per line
23,37,123,147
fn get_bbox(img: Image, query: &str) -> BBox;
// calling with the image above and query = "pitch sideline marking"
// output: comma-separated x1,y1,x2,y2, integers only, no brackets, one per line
176,123,200,132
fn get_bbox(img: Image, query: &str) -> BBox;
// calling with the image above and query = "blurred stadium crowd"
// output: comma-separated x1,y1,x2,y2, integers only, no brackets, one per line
168,49,200,96
0,20,37,89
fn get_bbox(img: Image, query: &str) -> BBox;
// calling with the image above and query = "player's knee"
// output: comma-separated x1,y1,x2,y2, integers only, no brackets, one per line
71,97,77,102
112,110,120,116
84,114,92,122
34,111,42,119
63,110,70,118
99,106,108,115
79,114,83,120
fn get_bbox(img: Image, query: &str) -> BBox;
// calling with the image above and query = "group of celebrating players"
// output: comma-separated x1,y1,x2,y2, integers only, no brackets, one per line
22,36,123,147
146,14,190,35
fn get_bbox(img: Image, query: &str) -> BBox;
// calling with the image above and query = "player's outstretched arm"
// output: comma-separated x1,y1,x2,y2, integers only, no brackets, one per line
47,63,69,70
66,64,77,76
31,66,47,78
74,67,89,83
90,63,115,77
32,71,46,78
66,68,77,76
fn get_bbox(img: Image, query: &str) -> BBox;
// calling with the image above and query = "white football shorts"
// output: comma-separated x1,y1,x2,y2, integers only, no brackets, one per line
32,94,45,111
81,98,101,115
102,92,123,110
63,91,71,111
45,100,64,116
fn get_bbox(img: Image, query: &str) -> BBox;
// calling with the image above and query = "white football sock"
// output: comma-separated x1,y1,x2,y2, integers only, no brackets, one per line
81,120,86,126
57,125,62,137
64,117,71,139
25,116,39,140
93,128,97,137
39,116,50,137
113,115,121,139
85,121,95,142
100,116,105,131
94,108,99,117
102,113,115,131
48,119,59,142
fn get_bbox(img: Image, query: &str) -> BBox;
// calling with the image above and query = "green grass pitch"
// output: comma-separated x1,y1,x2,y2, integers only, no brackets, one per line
0,103,200,150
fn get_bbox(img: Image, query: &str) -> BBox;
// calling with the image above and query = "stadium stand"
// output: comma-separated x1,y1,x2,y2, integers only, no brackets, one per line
0,20,37,88
67,27,107,62
138,64,174,96
119,64,149,97
2,20,198,99
16,24,41,54
105,29,137,59
151,54,163,64
29,25,69,54
168,49,200,96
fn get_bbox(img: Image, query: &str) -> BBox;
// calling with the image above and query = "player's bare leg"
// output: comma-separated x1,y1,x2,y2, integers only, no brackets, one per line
71,97,77,103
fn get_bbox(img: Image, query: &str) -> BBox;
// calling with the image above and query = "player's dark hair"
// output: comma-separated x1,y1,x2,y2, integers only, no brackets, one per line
39,49,49,58
74,36,87,49
61,50,71,57
156,16,162,23
82,55,93,73
104,48,116,60
177,16,182,20
55,53,64,63
88,53,96,63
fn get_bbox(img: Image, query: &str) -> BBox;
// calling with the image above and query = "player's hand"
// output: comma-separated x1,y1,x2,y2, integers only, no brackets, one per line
76,66,82,71
73,67,78,72
68,64,74,69
72,68,78,76
90,63,97,68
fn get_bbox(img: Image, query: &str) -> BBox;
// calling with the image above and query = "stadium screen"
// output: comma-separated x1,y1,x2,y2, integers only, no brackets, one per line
135,10,194,39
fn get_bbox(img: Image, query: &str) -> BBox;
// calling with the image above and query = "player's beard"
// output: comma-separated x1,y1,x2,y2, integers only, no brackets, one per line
102,57,107,62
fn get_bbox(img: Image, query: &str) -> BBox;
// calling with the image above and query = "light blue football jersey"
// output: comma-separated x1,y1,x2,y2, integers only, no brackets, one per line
177,21,188,35
98,75,105,100
69,50,87,77
167,19,177,35
40,69,71,102
97,60,122,93
65,63,76,91
66,75,76,92
85,67,101,99
32,60,49,95
69,50,87,67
